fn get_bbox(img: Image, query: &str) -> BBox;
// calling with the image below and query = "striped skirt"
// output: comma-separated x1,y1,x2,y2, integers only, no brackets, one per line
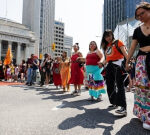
133,55,150,125
86,65,106,98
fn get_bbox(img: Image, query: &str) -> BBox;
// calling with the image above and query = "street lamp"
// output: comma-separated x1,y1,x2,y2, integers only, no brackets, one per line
95,36,102,48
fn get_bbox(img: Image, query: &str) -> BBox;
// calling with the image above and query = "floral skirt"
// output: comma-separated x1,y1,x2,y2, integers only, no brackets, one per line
86,65,106,98
133,55,150,125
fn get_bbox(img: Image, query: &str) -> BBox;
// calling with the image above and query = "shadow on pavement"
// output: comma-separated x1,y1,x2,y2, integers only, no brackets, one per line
58,107,125,135
116,118,150,135
61,99,100,110
11,85,76,101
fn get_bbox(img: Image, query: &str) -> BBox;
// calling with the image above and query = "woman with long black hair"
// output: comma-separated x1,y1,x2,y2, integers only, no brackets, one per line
100,30,128,116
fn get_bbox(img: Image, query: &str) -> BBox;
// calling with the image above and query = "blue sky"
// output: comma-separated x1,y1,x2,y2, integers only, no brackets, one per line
0,0,104,57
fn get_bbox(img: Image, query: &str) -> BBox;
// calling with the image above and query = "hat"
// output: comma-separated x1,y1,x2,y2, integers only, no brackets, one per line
34,55,38,59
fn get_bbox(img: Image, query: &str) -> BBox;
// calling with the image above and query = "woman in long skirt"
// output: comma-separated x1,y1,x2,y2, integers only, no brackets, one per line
126,2,150,130
86,41,106,101
60,51,71,92
52,57,62,88
69,43,84,95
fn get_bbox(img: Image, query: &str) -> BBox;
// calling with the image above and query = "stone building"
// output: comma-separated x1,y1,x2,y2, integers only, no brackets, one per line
0,18,38,64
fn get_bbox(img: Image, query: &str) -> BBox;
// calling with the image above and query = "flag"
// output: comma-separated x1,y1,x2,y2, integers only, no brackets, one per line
4,47,13,65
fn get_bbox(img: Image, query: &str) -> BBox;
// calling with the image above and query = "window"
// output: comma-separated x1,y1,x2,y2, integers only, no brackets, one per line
21,46,25,51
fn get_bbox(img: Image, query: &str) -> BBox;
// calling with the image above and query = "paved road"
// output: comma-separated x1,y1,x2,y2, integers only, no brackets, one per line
0,84,149,135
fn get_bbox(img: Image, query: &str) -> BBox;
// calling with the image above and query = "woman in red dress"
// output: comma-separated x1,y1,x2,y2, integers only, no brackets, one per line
52,57,62,88
69,43,84,95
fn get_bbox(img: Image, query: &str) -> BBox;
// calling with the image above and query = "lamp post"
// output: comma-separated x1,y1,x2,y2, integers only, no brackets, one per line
95,36,102,48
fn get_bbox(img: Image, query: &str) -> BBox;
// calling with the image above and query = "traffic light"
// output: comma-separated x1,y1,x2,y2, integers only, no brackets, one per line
52,43,56,51
39,53,43,59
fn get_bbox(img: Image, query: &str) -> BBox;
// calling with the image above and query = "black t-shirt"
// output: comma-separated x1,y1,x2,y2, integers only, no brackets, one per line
132,26,150,48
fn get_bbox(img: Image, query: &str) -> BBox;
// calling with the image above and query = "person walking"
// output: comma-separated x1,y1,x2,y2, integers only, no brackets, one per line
86,41,106,101
69,43,84,95
100,30,128,116
126,2,150,130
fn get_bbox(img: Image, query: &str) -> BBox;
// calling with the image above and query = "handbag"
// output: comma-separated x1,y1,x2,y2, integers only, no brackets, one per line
79,62,84,68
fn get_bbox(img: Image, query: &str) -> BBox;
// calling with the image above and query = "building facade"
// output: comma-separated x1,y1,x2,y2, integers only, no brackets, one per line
53,21,64,57
22,0,55,56
113,17,140,56
0,18,37,64
104,0,126,32
104,0,150,32
64,35,73,57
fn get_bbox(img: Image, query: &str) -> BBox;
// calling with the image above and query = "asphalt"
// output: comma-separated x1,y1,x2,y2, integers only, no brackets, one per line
0,84,150,135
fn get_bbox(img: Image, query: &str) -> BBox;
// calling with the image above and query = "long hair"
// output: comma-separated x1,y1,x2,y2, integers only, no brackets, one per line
135,2,150,20
62,51,67,61
100,29,115,51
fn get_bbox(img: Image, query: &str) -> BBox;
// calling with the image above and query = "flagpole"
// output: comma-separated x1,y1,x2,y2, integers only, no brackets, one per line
5,0,8,21
127,16,129,49
118,23,119,39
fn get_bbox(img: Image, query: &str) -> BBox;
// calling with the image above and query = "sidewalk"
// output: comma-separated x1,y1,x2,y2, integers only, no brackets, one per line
0,81,24,86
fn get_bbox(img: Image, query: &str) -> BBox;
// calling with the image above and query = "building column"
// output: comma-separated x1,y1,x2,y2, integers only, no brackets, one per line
25,44,29,60
0,40,1,60
8,41,12,50
17,42,21,64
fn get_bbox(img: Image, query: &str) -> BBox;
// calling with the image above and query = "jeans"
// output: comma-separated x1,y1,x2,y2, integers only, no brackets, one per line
27,68,33,83
32,69,37,83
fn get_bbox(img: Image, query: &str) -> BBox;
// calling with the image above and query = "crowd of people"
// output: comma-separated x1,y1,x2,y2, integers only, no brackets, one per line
0,1,150,131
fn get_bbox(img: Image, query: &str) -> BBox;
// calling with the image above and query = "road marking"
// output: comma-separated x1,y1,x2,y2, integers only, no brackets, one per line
51,103,65,111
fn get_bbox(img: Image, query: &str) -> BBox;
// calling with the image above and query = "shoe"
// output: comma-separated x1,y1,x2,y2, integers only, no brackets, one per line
45,85,49,88
87,96,94,101
108,105,118,109
71,90,78,95
97,98,101,102
25,82,29,85
28,83,32,86
63,87,66,92
97,95,102,102
143,123,150,130
115,107,127,116
125,87,130,92
77,90,81,96
85,87,89,90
